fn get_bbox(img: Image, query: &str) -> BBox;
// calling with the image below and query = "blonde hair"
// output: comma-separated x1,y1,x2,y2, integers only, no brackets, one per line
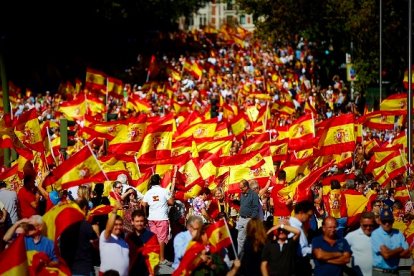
246,218,267,252
77,185,91,201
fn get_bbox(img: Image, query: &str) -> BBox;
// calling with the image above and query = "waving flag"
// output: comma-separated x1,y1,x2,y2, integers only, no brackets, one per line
141,235,160,275
172,241,205,276
85,68,106,92
206,219,232,253
107,76,124,98
318,114,355,155
44,145,102,190
13,108,44,152
0,235,28,275
58,94,87,120
42,201,85,243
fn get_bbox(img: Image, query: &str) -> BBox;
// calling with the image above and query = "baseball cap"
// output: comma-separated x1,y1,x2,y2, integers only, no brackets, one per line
380,209,394,222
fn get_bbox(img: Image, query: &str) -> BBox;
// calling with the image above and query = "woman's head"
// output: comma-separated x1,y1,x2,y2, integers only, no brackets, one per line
246,218,267,252
77,185,91,201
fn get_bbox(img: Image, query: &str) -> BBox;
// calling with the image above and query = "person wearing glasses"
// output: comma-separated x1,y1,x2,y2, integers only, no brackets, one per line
345,211,376,276
371,209,411,275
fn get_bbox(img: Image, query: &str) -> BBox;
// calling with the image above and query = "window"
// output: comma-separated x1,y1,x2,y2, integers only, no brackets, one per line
240,15,246,25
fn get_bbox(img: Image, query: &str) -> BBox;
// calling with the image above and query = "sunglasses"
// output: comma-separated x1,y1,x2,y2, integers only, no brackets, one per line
361,224,374,228
382,220,394,225
116,186,123,189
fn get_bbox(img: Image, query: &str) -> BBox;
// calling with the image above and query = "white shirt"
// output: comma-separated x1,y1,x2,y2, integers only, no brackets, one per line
99,231,129,276
345,227,373,276
143,185,171,221
289,216,312,256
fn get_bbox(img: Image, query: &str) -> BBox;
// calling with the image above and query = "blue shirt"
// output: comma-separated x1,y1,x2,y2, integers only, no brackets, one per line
172,230,192,269
25,235,58,262
311,235,351,276
239,189,259,218
371,226,408,270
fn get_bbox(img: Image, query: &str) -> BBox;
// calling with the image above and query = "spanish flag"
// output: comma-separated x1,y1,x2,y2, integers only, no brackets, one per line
137,123,173,160
87,204,113,222
318,114,355,155
0,235,28,275
380,93,407,114
107,76,124,98
42,201,85,243
58,94,87,120
196,136,233,158
13,108,44,152
172,241,205,276
141,234,160,275
85,68,106,92
44,145,102,190
206,219,232,253
288,113,314,150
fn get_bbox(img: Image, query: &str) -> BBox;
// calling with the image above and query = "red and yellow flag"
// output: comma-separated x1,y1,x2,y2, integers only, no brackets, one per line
141,234,160,275
0,235,28,275
107,76,124,98
43,201,85,243
58,94,87,120
317,114,355,155
85,68,106,92
380,93,407,115
44,145,102,190
206,219,232,253
14,108,44,152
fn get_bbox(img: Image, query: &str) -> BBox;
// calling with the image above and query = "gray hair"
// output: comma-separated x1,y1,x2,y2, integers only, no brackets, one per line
186,215,203,227
248,179,259,190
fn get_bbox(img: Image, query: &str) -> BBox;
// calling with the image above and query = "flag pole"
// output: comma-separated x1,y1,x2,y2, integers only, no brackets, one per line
86,143,109,181
134,154,142,178
222,218,238,259
46,126,58,166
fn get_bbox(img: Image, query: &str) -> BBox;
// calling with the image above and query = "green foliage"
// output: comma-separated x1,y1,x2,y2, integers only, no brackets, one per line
237,0,411,90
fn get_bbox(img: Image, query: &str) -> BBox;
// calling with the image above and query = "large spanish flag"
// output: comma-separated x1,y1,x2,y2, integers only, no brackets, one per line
0,235,28,275
380,93,407,115
13,108,44,152
44,145,102,190
42,201,85,243
137,123,173,160
58,94,87,120
318,114,355,155
288,113,315,150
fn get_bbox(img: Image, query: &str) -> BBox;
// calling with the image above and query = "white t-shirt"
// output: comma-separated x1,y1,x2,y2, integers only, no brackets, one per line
99,231,129,276
143,185,171,221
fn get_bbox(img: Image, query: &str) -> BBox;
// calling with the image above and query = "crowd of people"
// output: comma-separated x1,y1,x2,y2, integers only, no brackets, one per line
0,26,414,276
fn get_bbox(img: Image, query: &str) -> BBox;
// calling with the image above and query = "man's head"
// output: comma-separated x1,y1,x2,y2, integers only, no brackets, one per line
248,179,260,194
359,211,376,236
149,174,161,188
200,187,211,201
294,200,314,222
131,209,146,232
112,215,124,236
112,181,123,194
186,215,203,238
322,216,338,239
379,209,394,232
28,215,44,237
330,180,341,190
277,170,286,183
239,179,249,194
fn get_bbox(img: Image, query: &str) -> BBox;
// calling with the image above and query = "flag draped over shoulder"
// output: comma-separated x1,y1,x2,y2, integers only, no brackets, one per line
42,201,85,243
0,235,29,276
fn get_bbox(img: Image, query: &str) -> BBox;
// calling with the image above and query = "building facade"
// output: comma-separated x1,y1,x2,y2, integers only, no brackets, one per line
186,1,255,32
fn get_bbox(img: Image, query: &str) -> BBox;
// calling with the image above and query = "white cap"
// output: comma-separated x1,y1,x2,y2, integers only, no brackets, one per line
116,174,128,185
